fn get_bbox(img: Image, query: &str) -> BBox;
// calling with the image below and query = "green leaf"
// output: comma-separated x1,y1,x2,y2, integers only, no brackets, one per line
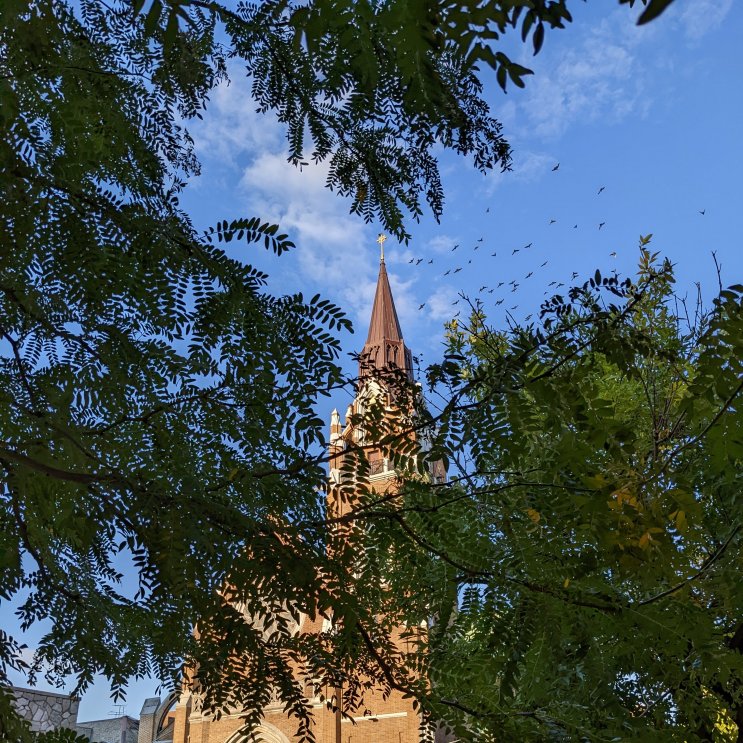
637,0,676,25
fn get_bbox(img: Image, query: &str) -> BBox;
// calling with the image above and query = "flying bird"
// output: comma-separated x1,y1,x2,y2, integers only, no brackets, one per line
541,260,548,267
428,259,433,264
452,244,459,251
444,269,451,276
418,303,426,310
512,248,519,255
496,299,504,306
416,258,423,265
610,251,617,258
552,163,559,171
408,258,415,263
571,271,579,279
453,267,462,274
452,299,459,305
479,285,487,292
525,271,533,279
486,207,490,213
477,237,483,242
599,222,605,230
498,282,505,288
491,251,497,257
597,186,605,195
699,209,706,215
523,242,533,249
573,224,578,229
549,219,557,225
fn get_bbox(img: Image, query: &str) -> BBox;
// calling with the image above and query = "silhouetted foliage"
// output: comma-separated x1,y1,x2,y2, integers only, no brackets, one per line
1,1,689,740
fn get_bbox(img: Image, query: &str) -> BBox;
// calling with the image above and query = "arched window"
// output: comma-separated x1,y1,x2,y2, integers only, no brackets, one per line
152,694,179,741
223,722,291,743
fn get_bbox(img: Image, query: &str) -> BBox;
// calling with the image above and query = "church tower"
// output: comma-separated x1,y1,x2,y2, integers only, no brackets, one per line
329,246,418,515
323,246,426,742
146,244,429,743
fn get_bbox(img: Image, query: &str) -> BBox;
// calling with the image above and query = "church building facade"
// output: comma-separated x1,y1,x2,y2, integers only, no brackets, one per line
140,249,434,743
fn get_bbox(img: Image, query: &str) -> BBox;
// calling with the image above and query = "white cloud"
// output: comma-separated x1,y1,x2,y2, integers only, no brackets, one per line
495,99,518,130
191,73,429,338
426,285,460,322
17,645,37,668
385,272,419,329
677,0,733,40
386,246,416,266
512,149,555,181
498,3,730,146
236,149,430,335
241,154,359,251
191,75,283,161
486,147,555,193
239,152,378,317
505,9,665,141
425,235,460,255
187,69,388,330
523,27,644,138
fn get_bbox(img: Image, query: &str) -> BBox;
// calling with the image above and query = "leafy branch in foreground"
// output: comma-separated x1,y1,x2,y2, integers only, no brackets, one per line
2,0,684,738
352,245,743,741
291,245,742,741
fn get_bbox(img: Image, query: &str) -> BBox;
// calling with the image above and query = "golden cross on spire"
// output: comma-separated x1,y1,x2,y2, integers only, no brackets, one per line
376,233,387,263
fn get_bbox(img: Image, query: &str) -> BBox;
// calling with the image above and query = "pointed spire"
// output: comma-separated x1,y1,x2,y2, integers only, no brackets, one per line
366,260,403,345
360,251,413,380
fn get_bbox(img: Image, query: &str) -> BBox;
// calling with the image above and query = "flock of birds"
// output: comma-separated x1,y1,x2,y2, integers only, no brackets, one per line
396,167,707,320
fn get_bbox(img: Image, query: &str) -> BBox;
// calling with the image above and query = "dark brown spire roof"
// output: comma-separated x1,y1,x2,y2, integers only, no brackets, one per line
366,260,403,345
360,258,413,380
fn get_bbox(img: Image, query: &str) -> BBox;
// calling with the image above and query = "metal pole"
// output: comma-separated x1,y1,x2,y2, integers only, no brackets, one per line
335,685,342,743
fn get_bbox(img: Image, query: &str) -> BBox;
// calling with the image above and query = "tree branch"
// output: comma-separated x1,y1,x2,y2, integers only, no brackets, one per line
0,445,112,485
636,524,741,607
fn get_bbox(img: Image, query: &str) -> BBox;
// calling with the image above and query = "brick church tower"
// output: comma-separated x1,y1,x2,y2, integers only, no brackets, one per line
145,247,433,743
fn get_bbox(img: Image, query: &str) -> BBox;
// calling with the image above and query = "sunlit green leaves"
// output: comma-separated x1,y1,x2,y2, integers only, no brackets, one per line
406,248,743,740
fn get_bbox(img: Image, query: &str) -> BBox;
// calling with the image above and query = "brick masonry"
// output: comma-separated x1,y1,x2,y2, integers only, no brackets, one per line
138,257,449,743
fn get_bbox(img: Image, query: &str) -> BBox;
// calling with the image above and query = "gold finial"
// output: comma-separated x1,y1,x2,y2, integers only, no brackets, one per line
376,233,387,263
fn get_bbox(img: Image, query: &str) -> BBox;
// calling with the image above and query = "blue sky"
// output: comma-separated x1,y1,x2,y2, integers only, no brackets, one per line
179,0,742,388
4,0,742,721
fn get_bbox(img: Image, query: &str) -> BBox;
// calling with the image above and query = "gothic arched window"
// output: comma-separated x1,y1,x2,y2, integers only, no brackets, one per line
223,723,291,743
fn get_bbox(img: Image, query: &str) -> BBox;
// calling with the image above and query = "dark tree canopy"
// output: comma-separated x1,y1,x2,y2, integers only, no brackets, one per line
0,1,701,741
